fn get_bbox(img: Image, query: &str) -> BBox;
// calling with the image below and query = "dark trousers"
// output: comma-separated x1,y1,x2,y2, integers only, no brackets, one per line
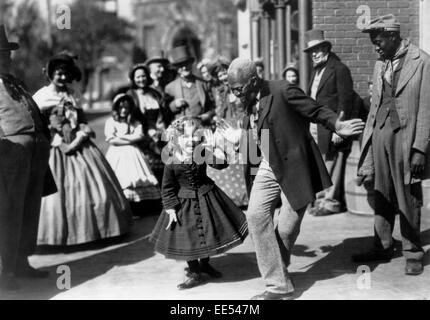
0,134,50,273
372,121,424,261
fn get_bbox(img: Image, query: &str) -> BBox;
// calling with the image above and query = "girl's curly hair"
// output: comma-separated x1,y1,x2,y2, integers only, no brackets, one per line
162,116,204,161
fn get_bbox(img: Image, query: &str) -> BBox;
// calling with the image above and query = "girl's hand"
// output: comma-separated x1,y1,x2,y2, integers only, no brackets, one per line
201,129,216,149
148,129,157,139
165,209,178,230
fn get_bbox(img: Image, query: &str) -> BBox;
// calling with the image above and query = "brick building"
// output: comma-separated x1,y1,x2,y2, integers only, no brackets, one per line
134,0,238,62
239,0,430,96
312,0,422,96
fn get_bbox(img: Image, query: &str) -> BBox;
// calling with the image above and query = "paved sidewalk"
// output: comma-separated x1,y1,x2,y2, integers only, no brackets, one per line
1,211,429,300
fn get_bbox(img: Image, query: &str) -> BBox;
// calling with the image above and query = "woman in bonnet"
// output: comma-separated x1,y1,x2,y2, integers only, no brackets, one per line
33,52,132,246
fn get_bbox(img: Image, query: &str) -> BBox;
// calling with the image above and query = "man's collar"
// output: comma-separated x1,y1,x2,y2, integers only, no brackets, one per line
256,91,261,103
181,74,196,84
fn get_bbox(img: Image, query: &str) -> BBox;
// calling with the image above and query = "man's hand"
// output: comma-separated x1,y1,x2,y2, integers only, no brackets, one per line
174,99,188,109
217,119,243,145
165,209,178,230
335,111,365,139
411,150,426,178
331,133,344,146
356,174,374,189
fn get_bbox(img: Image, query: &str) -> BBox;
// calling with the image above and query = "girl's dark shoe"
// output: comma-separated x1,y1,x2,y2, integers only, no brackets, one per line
177,272,205,290
200,263,223,278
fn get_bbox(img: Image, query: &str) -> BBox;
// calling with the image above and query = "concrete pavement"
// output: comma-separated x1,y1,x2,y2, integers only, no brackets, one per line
1,211,429,300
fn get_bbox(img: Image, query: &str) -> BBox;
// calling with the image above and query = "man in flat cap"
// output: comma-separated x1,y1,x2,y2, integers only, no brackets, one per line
354,15,430,275
0,25,53,290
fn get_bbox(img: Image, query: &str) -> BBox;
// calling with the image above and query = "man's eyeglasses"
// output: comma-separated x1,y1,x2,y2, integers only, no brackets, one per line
231,80,253,97
231,85,246,97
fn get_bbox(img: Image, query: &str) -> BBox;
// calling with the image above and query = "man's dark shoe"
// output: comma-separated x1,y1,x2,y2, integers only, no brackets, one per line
0,273,20,291
405,259,423,276
177,272,205,290
251,291,295,300
352,246,394,263
199,263,223,279
16,265,49,279
311,207,339,217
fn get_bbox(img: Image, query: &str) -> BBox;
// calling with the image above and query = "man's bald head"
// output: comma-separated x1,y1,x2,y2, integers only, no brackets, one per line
228,58,258,85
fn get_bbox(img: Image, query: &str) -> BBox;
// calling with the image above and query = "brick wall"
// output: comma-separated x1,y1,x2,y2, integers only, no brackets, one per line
312,0,420,97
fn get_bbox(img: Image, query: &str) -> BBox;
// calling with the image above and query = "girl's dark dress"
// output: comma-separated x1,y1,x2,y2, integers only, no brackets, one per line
150,161,248,261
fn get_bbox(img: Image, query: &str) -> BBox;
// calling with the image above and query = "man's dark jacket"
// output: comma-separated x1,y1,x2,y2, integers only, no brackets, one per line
307,53,354,154
242,80,339,211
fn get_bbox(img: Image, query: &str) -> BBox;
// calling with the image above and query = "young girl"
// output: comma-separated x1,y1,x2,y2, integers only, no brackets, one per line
105,94,161,218
150,116,248,290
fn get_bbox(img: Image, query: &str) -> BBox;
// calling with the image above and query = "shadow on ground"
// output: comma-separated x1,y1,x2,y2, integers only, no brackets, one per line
291,229,430,299
0,215,159,300
209,253,261,283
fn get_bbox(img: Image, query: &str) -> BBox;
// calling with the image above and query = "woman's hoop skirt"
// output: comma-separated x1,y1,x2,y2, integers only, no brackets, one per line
37,141,133,246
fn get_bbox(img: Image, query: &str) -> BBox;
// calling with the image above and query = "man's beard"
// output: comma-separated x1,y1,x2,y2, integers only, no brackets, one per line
312,53,329,68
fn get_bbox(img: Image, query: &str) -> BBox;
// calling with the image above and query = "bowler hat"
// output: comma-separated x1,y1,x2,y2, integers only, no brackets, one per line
169,46,195,67
362,14,400,33
144,48,169,66
0,25,19,51
304,29,332,52
45,52,82,82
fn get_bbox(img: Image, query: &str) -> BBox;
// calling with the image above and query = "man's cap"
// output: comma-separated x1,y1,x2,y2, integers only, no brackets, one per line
362,14,400,33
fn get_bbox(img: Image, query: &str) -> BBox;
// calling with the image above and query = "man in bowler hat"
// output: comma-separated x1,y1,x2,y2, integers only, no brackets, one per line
0,25,53,290
165,46,215,125
354,15,430,276
145,49,170,96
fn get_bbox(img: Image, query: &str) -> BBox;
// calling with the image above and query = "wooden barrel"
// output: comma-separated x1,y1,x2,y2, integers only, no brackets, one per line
422,179,430,214
344,141,374,216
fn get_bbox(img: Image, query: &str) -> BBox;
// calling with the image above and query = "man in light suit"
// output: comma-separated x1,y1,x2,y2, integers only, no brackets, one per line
219,58,365,300
354,15,430,276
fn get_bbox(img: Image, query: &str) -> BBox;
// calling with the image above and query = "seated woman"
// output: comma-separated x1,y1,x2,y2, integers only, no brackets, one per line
33,52,132,246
